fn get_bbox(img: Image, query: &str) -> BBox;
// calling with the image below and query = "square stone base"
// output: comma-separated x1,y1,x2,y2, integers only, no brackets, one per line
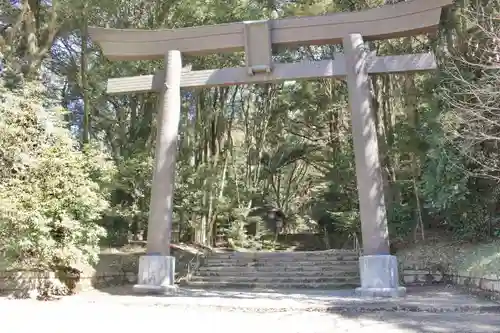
354,254,406,298
355,286,406,297
133,284,179,295
133,255,177,295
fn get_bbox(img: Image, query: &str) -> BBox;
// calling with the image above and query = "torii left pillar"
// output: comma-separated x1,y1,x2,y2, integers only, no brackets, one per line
343,34,405,297
133,50,182,294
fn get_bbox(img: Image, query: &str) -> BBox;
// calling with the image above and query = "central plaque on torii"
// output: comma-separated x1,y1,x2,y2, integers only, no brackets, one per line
89,0,453,296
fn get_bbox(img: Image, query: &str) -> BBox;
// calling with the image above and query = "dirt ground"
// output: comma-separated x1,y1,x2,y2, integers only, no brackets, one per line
2,285,500,333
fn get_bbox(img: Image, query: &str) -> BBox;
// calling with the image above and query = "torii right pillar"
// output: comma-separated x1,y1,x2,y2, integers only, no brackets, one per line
343,33,406,297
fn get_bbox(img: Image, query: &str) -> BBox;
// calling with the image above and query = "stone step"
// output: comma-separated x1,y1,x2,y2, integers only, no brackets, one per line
198,265,358,273
203,260,359,268
205,255,359,262
190,275,358,283
186,280,359,290
195,270,359,278
204,259,358,266
209,250,357,259
208,253,358,261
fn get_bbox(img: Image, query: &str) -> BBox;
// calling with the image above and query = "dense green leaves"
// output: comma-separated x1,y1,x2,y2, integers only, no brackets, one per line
0,81,108,270
2,0,500,269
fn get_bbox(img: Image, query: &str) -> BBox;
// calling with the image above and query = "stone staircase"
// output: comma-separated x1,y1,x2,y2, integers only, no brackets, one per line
186,250,360,289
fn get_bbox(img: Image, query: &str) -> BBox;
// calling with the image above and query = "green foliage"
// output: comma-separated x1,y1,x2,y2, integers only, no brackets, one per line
0,81,107,271
415,1,500,241
1,0,497,257
83,0,500,248
388,203,417,240
102,152,153,245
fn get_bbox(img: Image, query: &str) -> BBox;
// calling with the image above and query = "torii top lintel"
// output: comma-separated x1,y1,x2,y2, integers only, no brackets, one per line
89,0,452,62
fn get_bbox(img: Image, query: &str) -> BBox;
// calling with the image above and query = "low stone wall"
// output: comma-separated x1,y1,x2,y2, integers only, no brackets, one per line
0,271,60,296
0,269,138,298
400,260,500,300
85,252,142,290
0,254,141,297
400,262,451,286
0,245,202,297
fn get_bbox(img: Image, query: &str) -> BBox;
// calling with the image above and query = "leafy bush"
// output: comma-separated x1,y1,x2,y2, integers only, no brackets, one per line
0,81,107,272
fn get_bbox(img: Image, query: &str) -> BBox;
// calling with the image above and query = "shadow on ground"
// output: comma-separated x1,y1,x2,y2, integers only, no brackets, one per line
336,311,500,332
5,285,499,333
90,285,500,310
334,286,500,332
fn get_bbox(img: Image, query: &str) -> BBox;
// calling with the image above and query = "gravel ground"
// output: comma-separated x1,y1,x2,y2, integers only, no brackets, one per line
1,287,500,333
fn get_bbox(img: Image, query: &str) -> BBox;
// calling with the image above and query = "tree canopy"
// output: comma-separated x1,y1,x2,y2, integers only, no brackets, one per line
1,0,500,278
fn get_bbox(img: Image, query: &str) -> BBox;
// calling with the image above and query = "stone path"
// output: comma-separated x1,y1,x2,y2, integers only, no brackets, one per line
1,286,500,333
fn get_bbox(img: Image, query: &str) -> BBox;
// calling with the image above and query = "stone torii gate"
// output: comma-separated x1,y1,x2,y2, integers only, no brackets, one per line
89,0,453,297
